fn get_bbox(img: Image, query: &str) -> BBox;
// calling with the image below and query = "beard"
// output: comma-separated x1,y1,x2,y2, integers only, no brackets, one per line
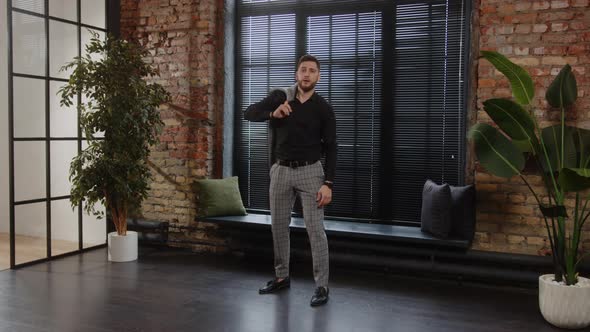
297,80,317,92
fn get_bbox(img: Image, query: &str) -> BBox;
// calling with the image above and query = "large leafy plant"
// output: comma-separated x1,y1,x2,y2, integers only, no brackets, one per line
59,32,170,236
470,51,587,285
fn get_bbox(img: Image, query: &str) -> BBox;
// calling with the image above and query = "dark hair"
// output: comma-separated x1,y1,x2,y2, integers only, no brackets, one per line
297,54,320,71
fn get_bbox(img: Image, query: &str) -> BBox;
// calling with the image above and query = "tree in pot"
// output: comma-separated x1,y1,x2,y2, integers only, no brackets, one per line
59,32,170,261
469,51,590,329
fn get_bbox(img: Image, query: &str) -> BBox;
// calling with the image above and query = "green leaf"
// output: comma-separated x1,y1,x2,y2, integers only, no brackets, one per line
512,139,535,153
483,98,538,154
546,64,578,108
539,204,568,218
541,125,577,172
481,51,535,106
572,127,590,169
469,123,525,178
559,168,590,192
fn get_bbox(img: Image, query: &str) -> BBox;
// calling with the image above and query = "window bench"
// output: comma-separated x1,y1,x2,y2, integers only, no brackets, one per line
198,214,557,287
132,214,590,286
201,213,471,249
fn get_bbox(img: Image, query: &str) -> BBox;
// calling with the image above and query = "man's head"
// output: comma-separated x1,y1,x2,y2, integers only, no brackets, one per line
296,55,320,93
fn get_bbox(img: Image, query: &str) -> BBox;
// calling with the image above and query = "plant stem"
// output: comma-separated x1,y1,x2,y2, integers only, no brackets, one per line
520,175,558,270
532,109,561,202
519,174,541,204
561,106,565,175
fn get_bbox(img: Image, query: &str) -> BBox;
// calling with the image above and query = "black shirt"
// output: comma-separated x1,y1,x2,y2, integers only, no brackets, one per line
244,90,337,182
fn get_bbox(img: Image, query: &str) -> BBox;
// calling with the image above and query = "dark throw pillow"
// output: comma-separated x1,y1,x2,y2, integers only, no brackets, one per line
450,184,476,241
420,179,452,238
195,176,247,217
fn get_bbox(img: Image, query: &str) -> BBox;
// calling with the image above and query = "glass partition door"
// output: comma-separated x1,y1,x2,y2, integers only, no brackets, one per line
7,0,112,268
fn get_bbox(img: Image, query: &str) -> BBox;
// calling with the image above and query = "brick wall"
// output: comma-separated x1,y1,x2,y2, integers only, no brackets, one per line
475,0,590,254
120,0,590,256
120,0,226,252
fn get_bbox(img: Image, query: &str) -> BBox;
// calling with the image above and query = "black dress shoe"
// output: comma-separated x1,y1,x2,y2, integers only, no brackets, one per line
259,277,290,294
310,286,329,306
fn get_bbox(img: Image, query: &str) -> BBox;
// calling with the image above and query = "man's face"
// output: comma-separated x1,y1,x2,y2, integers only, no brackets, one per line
296,61,320,92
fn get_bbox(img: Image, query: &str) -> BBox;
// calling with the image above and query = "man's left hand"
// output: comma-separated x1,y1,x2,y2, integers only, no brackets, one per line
316,185,332,208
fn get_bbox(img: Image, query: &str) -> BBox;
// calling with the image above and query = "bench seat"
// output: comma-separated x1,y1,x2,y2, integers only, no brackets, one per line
202,213,470,249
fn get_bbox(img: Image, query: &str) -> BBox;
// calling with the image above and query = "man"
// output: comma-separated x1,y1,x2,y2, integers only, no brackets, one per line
244,55,337,307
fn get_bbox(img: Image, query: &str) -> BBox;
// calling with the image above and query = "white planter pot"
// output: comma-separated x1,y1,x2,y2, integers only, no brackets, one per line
539,274,590,329
107,231,138,262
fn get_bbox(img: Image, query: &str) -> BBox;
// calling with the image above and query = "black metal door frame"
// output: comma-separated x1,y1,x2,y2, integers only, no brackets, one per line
6,0,120,269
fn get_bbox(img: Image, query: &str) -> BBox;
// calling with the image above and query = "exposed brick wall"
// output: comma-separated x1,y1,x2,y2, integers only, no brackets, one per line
475,0,590,255
120,0,226,252
120,0,590,256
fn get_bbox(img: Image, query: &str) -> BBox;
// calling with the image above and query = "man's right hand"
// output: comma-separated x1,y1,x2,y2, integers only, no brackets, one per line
272,101,292,119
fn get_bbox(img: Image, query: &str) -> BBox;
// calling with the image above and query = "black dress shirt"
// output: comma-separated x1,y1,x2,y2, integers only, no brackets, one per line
244,90,337,183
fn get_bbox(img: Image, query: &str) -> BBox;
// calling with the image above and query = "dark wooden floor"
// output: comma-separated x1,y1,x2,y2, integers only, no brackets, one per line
0,247,564,332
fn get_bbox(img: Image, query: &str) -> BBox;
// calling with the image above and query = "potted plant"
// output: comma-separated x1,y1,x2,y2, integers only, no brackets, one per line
469,51,590,329
59,32,170,262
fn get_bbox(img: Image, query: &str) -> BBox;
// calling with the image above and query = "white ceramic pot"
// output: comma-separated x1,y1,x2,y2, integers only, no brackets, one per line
107,231,138,262
539,274,590,329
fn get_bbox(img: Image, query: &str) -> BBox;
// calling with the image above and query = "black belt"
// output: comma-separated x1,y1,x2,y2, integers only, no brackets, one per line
276,159,318,168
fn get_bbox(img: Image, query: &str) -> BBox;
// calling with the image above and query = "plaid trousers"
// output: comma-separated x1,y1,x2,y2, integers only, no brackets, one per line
269,161,329,287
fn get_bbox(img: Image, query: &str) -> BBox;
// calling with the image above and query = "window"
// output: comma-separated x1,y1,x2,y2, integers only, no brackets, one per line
235,0,470,224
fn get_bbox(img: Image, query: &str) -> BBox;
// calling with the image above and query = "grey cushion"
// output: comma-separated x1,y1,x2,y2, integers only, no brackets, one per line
450,184,476,241
420,179,452,238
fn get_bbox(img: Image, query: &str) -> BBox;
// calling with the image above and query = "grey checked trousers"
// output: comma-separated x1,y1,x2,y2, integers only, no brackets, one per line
269,161,329,287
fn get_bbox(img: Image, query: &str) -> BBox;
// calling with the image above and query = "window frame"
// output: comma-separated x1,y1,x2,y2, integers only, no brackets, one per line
232,0,473,225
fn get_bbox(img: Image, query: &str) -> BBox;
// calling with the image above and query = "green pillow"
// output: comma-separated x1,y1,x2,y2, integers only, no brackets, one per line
195,176,247,217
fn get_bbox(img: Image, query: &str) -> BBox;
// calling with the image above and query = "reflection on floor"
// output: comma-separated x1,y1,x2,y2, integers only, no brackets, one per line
0,233,91,270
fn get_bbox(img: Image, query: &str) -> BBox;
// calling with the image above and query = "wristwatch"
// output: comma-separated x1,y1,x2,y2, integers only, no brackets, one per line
323,181,333,189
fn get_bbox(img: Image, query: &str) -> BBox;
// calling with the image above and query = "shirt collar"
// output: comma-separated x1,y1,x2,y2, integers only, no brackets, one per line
295,89,318,102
